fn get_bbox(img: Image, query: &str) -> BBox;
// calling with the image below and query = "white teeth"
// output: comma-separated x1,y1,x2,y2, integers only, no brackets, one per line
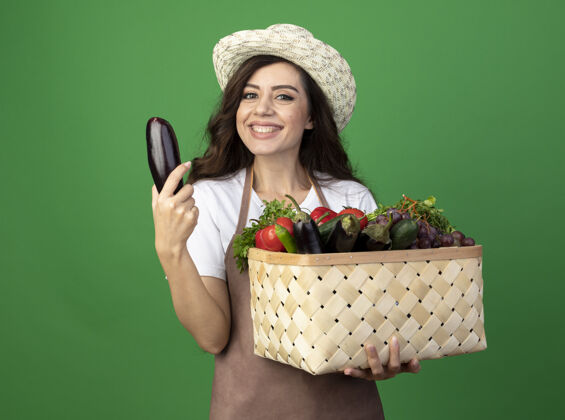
251,125,279,133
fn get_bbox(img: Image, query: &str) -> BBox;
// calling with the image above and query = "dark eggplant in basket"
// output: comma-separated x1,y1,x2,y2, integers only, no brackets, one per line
318,214,346,244
146,117,183,194
324,214,360,253
285,194,324,254
294,219,324,254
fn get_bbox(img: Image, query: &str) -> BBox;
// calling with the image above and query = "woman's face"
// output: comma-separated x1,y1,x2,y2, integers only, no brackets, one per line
236,62,313,159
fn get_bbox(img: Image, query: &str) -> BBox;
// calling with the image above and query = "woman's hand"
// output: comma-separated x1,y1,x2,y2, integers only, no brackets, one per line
151,162,199,257
343,336,421,381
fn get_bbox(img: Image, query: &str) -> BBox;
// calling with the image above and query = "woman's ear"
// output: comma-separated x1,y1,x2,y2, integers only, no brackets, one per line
305,116,314,130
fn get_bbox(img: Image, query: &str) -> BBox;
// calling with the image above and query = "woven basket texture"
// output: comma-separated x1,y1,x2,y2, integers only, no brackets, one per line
248,246,486,375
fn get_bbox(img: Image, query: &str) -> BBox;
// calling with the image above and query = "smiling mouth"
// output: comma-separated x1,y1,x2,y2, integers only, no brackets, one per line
250,125,282,133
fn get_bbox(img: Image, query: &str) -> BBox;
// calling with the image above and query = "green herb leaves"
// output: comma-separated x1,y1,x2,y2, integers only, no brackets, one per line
233,199,295,272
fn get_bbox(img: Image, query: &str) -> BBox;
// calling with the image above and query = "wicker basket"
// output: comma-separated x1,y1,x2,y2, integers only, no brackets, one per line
248,246,486,375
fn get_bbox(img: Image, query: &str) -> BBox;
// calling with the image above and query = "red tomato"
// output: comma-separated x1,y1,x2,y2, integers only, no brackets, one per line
337,208,368,230
275,217,294,236
310,207,337,225
255,225,285,252
255,229,268,250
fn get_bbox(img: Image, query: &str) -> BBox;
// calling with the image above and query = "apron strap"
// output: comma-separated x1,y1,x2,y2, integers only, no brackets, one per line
308,173,330,208
235,166,253,235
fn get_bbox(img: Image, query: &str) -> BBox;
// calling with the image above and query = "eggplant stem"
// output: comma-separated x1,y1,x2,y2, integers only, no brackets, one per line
285,194,301,212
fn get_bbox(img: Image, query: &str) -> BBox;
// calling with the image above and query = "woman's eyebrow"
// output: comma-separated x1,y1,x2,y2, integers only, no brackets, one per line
245,83,300,93
272,85,299,93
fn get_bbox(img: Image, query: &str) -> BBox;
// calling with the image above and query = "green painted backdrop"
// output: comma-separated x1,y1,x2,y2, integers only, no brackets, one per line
2,0,564,418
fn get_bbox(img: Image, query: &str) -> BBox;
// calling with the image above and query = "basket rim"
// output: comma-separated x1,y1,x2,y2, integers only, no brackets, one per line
248,245,482,265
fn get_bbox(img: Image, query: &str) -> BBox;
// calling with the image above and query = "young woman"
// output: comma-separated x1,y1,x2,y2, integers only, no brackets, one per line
151,24,420,419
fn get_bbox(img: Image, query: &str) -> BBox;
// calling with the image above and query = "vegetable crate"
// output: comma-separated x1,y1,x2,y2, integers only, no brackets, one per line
248,246,486,375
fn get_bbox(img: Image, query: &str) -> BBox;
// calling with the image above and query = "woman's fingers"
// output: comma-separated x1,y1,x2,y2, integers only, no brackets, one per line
174,198,197,219
344,368,371,380
161,162,191,197
343,345,385,381
402,358,421,373
183,197,196,211
366,345,384,377
186,205,199,224
151,163,199,252
387,336,401,374
172,182,195,203
343,337,421,382
151,185,158,210
154,184,195,214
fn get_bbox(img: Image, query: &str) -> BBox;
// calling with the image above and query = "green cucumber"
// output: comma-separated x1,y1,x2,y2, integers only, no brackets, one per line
390,219,418,250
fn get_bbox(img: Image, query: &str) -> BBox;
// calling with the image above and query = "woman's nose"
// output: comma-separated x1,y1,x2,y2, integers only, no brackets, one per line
253,94,274,115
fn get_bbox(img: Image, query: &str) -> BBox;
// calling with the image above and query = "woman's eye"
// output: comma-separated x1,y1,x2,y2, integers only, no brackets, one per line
242,92,257,99
276,94,294,101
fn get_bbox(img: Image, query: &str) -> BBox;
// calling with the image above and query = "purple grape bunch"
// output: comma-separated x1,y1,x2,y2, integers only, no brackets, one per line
377,207,476,250
415,223,475,250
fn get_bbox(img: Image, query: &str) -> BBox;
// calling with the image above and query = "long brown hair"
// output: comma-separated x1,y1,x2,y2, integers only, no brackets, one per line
188,55,362,185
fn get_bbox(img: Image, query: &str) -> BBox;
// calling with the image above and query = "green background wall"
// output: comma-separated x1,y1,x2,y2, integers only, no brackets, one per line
2,0,563,418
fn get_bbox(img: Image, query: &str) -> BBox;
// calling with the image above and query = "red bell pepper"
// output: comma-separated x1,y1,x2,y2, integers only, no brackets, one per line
275,217,294,236
310,207,337,225
255,217,295,253
255,225,285,252
255,229,268,250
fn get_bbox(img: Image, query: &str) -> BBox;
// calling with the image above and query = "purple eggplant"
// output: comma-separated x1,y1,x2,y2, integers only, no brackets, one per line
146,117,183,193
324,214,360,253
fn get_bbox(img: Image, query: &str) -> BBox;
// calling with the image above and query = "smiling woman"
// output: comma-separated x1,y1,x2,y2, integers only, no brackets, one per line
187,53,360,188
236,62,313,161
150,24,420,419
236,62,315,195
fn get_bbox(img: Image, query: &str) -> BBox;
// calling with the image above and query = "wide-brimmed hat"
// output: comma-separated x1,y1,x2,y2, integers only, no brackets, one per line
212,24,356,133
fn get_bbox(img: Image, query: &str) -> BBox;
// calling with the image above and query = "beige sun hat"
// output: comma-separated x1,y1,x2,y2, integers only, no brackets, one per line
212,24,356,133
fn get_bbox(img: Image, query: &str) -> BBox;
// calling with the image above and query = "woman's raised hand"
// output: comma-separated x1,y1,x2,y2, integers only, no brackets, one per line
151,162,199,257
343,336,421,381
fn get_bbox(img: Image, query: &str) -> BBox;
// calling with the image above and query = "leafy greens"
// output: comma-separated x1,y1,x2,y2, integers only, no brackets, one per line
233,198,295,272
367,195,455,233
